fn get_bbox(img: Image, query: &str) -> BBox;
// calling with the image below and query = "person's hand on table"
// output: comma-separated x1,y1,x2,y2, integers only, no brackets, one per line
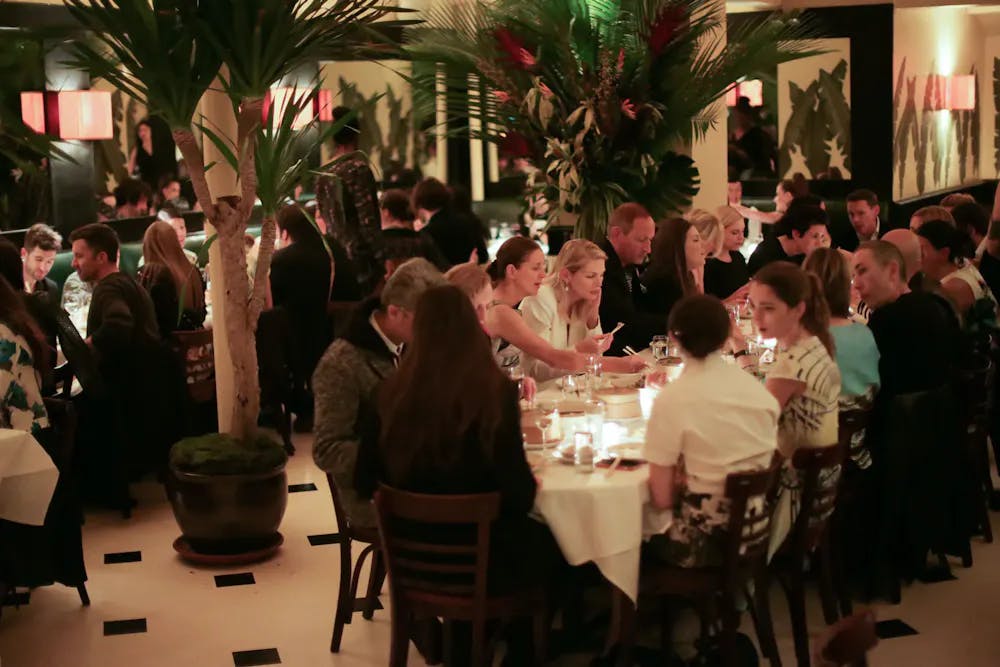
520,376,537,403
604,354,648,374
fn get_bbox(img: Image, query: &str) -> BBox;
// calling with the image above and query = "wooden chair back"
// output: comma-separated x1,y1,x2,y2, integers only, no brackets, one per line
722,464,781,574
789,444,844,555
374,485,501,663
170,328,216,404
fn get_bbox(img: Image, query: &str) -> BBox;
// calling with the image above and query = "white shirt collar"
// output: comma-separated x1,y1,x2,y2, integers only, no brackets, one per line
369,312,403,358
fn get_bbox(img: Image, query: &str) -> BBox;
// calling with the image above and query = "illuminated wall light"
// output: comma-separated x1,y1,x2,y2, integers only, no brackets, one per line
263,88,334,129
726,79,764,107
947,74,975,111
19,90,113,140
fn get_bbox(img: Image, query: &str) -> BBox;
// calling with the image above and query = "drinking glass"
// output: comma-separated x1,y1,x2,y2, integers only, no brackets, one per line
506,365,525,398
650,335,668,362
584,398,605,450
584,354,603,394
534,400,559,445
573,431,596,474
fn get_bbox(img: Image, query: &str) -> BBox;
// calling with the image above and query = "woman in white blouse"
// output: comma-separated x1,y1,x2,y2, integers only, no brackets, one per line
519,240,646,380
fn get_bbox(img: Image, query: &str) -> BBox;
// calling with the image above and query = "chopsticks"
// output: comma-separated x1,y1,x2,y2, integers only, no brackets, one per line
604,456,622,478
623,345,639,356
608,321,626,336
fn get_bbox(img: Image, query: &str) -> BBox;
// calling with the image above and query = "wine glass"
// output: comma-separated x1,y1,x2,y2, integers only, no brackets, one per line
506,365,525,398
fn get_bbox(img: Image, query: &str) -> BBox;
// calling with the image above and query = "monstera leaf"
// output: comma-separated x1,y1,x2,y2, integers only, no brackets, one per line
818,59,851,173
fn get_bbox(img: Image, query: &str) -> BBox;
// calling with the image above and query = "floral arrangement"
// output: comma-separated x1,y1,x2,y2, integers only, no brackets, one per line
406,0,818,239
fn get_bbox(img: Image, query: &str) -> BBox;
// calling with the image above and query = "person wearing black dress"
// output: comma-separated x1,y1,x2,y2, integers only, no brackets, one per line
703,206,751,301
640,217,706,321
414,178,488,268
747,204,829,275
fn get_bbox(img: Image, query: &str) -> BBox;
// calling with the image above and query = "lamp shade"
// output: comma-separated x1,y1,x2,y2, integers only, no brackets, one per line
947,74,975,111
20,90,113,140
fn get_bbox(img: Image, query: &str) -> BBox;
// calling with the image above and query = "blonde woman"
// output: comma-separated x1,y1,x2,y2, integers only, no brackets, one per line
703,206,751,300
138,220,206,335
686,208,725,260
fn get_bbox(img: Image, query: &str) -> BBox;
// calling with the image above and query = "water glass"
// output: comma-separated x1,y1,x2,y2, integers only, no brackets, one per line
650,335,668,362
573,431,596,474
560,373,582,401
584,398,605,450
506,365,525,398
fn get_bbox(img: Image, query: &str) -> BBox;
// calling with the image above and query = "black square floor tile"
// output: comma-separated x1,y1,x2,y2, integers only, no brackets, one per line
215,572,256,588
104,618,147,636
288,482,317,493
307,532,342,546
233,648,281,666
104,550,142,565
875,619,919,639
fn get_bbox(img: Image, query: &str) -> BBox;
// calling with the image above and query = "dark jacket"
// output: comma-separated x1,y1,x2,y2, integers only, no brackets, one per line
639,266,686,324
382,227,447,270
421,208,488,268
597,239,666,356
137,263,206,337
746,235,803,276
270,239,333,380
87,272,161,377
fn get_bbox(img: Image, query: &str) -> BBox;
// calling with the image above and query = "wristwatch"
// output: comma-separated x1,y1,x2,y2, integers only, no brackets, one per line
733,349,749,359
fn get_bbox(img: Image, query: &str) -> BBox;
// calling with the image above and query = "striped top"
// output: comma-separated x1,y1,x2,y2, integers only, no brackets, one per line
766,335,841,459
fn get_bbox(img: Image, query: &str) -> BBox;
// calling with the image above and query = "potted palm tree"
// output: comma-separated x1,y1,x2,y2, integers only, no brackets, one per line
63,0,410,559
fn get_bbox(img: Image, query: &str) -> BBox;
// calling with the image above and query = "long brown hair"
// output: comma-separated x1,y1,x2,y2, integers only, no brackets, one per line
753,261,835,355
141,221,204,311
378,285,511,478
650,217,697,295
0,276,49,372
802,247,851,318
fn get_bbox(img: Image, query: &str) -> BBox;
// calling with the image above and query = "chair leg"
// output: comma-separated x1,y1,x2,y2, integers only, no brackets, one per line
76,583,90,606
975,434,994,543
362,550,385,621
783,570,811,667
752,571,781,667
817,537,840,625
329,537,353,653
719,590,741,667
388,605,410,667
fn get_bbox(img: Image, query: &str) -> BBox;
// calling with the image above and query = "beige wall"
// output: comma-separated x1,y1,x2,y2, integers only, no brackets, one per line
893,7,984,200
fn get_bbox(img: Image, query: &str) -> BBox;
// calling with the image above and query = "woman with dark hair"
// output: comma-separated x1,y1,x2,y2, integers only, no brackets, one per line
137,221,206,335
127,117,178,192
803,248,879,467
356,285,562,636
732,261,841,553
642,294,778,567
640,217,706,320
0,275,49,435
485,237,644,375
916,219,997,322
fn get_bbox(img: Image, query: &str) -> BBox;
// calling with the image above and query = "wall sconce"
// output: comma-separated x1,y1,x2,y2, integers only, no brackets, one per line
947,74,975,111
20,90,114,140
263,88,334,129
725,79,764,108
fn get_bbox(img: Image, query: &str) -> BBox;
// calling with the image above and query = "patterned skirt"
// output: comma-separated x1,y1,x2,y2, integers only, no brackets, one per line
646,491,733,568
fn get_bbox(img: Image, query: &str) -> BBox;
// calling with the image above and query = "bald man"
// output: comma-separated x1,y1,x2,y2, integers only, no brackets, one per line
881,228,937,293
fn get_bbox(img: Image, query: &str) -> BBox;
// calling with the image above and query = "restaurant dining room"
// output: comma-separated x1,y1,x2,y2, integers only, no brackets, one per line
3,0,1000,666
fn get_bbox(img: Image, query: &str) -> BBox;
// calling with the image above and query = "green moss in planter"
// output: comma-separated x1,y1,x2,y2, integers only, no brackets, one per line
170,433,288,475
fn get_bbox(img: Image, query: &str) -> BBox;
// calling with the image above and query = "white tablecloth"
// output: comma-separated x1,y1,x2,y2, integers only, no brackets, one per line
0,429,58,526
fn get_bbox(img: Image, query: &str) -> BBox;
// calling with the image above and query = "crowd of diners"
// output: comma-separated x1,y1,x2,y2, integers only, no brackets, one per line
2,110,1000,661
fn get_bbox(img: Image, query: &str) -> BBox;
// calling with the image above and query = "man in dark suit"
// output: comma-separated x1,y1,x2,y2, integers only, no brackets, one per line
837,189,882,252
21,223,62,310
271,205,334,429
413,177,488,268
599,203,664,356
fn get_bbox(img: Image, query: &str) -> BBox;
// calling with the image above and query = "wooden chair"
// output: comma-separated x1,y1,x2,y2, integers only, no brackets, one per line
757,444,844,667
631,464,781,667
326,474,385,653
955,353,994,543
374,485,547,667
827,407,873,619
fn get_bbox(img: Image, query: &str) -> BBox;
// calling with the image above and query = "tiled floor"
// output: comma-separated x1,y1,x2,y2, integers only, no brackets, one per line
2,432,1000,666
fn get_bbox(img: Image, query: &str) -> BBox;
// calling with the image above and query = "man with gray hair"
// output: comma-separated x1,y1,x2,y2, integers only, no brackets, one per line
312,257,446,527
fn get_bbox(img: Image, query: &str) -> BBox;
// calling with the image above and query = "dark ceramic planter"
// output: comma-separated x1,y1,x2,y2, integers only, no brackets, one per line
166,464,288,555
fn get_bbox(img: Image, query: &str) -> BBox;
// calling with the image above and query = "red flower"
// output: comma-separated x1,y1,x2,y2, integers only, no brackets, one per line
649,6,686,55
621,99,637,120
494,28,535,70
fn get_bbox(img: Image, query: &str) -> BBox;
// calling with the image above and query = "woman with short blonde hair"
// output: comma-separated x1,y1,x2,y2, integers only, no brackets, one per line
703,206,750,300
686,209,724,259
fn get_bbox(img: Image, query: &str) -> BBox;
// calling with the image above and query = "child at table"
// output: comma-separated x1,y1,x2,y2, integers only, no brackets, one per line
642,295,778,567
